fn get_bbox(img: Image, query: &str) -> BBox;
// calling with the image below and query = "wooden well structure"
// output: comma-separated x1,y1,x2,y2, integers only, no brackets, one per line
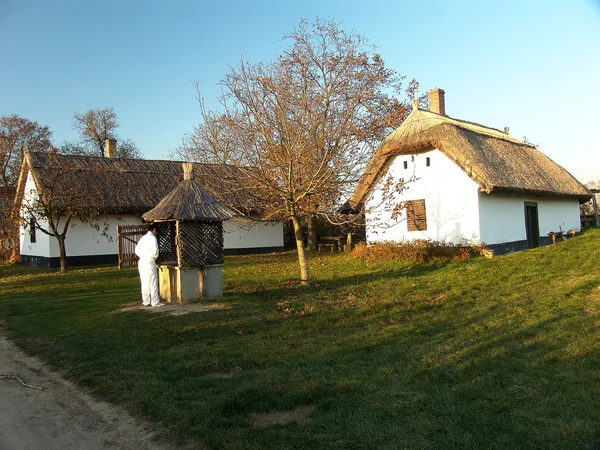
142,163,235,303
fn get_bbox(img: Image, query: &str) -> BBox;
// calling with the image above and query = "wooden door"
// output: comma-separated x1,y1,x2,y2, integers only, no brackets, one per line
524,202,539,249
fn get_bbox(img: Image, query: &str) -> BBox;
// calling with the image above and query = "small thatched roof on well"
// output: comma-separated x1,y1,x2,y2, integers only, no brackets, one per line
142,163,236,222
14,152,252,216
349,107,591,210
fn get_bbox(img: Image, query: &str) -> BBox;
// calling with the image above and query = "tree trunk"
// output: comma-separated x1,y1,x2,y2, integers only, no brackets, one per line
291,215,310,286
57,235,68,273
307,214,317,251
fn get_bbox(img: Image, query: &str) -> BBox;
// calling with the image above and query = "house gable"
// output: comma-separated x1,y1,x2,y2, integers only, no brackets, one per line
366,148,481,245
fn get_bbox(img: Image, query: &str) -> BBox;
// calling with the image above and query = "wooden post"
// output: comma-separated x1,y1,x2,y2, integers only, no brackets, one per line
592,193,599,227
117,225,122,269
346,232,352,252
176,220,182,267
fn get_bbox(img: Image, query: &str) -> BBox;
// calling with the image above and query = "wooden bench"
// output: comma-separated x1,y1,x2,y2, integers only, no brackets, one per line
317,243,336,253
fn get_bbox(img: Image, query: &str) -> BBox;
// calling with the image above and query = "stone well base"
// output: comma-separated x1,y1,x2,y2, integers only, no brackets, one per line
158,264,224,304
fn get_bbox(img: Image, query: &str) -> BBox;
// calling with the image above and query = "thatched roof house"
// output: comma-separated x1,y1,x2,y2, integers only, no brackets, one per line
355,88,590,254
14,151,284,268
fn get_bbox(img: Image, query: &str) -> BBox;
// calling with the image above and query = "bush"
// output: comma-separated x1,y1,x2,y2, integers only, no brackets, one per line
351,240,488,263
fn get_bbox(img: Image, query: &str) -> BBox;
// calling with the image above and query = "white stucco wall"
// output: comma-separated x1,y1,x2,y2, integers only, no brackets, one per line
19,171,51,257
478,193,581,244
365,149,481,245
224,218,284,249
22,214,283,259
19,169,284,260
21,213,141,258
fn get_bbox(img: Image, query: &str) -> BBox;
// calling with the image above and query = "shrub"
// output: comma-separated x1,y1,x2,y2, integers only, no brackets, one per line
351,240,489,263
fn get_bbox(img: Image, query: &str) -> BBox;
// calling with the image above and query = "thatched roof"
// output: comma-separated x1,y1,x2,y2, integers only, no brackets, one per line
349,108,591,209
15,152,252,216
142,163,236,222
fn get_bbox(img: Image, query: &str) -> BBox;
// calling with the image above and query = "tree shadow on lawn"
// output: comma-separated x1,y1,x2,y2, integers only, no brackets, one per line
225,260,446,302
384,309,600,449
246,299,600,448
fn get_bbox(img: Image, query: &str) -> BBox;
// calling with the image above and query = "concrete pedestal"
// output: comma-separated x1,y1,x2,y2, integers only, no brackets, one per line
158,264,224,304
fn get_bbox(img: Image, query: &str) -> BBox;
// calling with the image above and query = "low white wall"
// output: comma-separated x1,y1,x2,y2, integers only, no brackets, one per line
21,215,141,258
21,212,283,258
224,218,284,249
19,170,283,260
366,149,481,245
479,194,581,244
19,217,52,257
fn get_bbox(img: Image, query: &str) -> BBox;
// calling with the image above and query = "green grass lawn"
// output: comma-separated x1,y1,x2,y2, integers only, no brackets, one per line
2,231,600,449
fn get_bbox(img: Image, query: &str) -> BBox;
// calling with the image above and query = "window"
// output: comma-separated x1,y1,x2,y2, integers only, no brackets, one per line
403,161,408,169
405,199,427,231
29,217,36,243
426,157,431,167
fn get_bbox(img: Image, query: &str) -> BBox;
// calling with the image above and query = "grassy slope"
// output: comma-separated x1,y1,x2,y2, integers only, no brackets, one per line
1,231,600,449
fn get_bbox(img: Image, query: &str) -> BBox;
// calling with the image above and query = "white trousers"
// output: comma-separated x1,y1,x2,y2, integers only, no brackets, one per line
138,260,160,306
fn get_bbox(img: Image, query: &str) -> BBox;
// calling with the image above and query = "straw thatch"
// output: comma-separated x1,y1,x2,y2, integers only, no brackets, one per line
142,164,235,222
349,108,591,210
15,152,252,216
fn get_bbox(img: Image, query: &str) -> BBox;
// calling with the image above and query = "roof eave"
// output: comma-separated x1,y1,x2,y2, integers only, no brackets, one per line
486,186,592,203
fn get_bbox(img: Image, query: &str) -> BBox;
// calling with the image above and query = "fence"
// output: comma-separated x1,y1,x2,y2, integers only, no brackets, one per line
117,224,148,269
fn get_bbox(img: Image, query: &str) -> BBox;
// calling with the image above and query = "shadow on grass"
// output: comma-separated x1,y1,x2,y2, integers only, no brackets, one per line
226,260,446,302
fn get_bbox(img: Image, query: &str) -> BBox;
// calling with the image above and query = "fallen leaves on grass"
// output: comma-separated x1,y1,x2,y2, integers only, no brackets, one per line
249,405,316,427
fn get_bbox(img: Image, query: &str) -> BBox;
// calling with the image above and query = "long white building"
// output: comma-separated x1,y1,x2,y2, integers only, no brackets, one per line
15,151,284,268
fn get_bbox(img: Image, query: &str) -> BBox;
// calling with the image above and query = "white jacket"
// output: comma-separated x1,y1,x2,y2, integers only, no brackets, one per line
135,231,159,263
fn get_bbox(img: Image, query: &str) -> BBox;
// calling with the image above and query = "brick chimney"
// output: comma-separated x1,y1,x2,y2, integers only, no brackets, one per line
428,88,446,115
105,138,117,158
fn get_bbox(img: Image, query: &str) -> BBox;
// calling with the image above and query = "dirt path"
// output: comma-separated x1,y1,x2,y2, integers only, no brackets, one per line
0,331,174,450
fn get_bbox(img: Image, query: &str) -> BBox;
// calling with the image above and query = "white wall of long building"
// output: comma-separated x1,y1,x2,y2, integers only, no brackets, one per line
21,215,284,259
478,194,581,245
19,172,283,259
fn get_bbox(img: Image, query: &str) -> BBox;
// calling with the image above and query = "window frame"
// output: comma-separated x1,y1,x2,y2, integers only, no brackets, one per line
29,217,37,243
405,199,427,231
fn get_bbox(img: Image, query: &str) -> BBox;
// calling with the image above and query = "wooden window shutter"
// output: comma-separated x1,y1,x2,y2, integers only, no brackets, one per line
405,199,427,231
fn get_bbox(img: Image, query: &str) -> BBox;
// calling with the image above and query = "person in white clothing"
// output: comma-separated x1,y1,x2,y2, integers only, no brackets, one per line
135,224,164,307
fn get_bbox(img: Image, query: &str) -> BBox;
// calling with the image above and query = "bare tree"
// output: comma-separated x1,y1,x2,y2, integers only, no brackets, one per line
0,115,53,188
180,18,417,285
72,107,142,158
17,150,110,272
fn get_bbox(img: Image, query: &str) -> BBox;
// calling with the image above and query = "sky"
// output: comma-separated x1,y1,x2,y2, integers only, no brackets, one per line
1,0,599,183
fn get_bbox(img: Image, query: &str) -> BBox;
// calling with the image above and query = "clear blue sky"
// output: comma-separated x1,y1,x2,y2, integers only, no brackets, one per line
1,0,599,182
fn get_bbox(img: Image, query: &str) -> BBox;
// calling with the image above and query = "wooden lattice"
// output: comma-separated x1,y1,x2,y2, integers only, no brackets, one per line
152,220,223,267
177,221,224,267
155,221,177,265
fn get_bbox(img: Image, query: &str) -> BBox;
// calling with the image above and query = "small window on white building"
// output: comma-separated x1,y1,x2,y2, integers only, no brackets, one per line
403,161,408,169
426,157,431,167
29,217,36,243
405,200,427,231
